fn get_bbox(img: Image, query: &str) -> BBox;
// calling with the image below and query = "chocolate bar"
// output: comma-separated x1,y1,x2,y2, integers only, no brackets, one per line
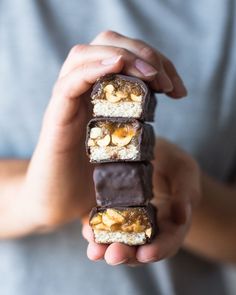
89,204,158,246
86,118,155,163
93,162,153,206
91,74,156,121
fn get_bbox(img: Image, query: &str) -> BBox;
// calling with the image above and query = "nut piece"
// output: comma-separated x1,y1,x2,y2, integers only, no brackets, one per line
90,214,102,225
106,209,125,223
145,228,152,237
90,127,102,139
115,90,128,99
94,223,107,230
111,127,135,147
104,84,115,93
102,213,117,228
97,134,111,147
87,138,95,147
130,93,142,102
105,92,122,103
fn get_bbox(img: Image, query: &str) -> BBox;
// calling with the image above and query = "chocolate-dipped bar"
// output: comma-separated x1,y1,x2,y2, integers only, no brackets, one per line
86,118,154,163
91,74,156,121
89,204,158,246
93,162,153,206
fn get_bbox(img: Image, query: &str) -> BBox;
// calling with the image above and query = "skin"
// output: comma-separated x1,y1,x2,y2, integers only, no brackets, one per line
1,31,236,265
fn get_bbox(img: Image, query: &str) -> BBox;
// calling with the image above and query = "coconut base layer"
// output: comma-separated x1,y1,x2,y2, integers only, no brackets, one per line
93,230,149,246
93,100,142,118
89,145,138,162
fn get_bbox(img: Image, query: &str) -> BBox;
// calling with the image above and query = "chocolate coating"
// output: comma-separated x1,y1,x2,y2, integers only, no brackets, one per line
86,118,155,163
91,74,157,121
93,162,153,206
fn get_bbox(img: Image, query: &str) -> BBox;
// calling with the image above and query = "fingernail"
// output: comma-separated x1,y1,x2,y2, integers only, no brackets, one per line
135,59,158,77
101,55,122,65
108,258,128,266
172,76,187,97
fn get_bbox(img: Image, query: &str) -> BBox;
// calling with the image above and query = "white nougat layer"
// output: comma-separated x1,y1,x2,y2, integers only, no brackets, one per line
93,100,142,118
89,145,138,161
94,230,147,245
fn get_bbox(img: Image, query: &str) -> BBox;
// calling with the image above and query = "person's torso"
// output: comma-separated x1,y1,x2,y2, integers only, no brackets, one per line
0,1,235,294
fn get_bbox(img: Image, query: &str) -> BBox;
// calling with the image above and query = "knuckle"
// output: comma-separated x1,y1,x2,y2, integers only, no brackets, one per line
97,30,120,41
115,47,129,57
69,44,87,56
140,45,157,61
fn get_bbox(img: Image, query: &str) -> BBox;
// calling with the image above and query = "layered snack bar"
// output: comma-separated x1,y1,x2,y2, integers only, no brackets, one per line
86,118,154,162
89,204,158,246
93,162,153,207
91,74,156,121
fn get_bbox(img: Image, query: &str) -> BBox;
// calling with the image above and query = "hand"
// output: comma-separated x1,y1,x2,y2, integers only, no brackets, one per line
82,138,201,265
20,31,187,233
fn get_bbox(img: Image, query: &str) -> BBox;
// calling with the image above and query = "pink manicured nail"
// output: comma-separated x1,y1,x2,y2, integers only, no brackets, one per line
135,59,158,77
101,55,122,65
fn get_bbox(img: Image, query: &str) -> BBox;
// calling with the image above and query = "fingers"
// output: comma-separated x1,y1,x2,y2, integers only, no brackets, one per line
92,31,187,97
59,44,158,81
82,221,108,261
154,138,201,207
136,216,191,263
46,56,124,126
82,223,138,264
82,221,94,242
104,243,137,265
87,241,108,261
162,57,188,98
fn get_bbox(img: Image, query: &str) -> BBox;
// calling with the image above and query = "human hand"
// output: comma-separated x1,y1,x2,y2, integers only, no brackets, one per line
82,138,201,265
21,31,187,232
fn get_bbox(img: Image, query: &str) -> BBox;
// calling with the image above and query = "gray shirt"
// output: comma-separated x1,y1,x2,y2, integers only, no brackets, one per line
0,0,236,294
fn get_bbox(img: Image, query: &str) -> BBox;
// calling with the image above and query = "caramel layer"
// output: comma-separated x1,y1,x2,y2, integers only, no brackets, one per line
90,208,152,236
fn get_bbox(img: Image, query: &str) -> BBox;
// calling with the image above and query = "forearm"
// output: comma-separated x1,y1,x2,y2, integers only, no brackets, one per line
0,159,36,238
184,172,236,264
0,157,95,239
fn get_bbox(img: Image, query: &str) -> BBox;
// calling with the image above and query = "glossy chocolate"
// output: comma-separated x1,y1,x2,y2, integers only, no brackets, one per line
93,162,153,206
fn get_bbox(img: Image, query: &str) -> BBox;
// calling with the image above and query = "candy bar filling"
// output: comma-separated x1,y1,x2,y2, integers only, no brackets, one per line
90,207,154,245
88,120,141,162
92,76,145,118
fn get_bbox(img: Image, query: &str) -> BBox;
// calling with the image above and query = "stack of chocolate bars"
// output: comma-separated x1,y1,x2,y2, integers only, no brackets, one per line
86,74,158,246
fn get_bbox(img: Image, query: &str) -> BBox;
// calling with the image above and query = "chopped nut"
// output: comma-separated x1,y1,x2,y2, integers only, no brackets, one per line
97,134,111,147
115,90,128,99
111,127,135,147
122,222,145,233
130,93,142,102
87,138,95,147
106,209,125,223
93,223,107,230
90,214,102,225
105,92,122,103
102,213,117,228
145,228,152,237
104,84,115,93
90,127,102,139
